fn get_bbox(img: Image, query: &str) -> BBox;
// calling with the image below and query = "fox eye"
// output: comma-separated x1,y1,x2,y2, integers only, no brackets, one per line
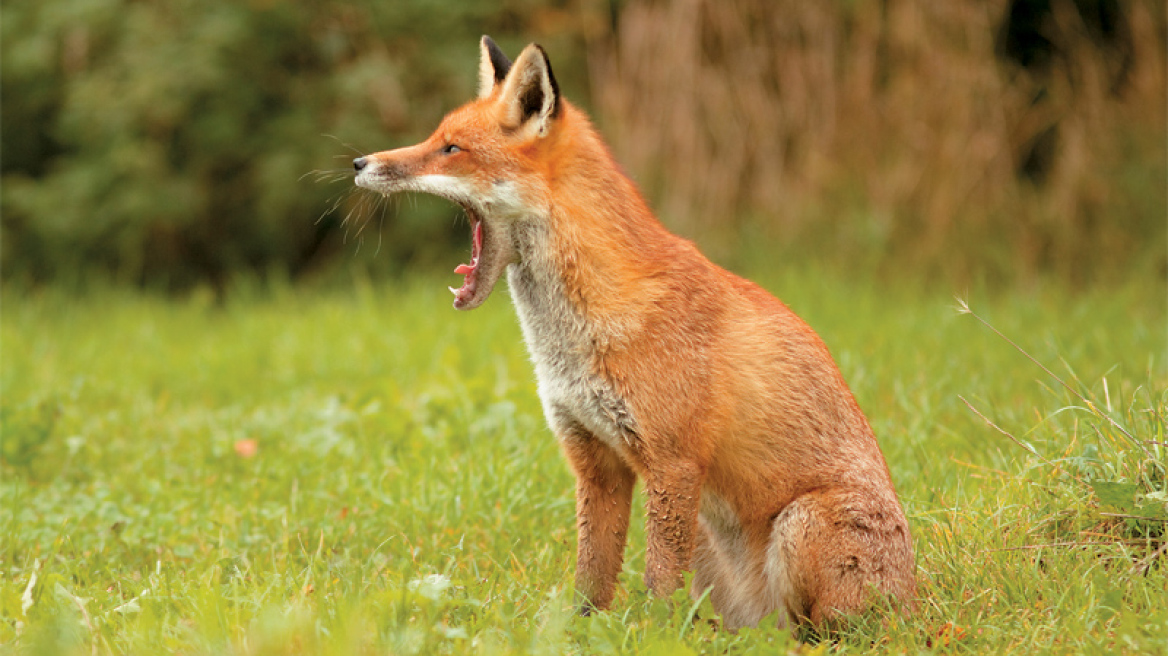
442,144,462,155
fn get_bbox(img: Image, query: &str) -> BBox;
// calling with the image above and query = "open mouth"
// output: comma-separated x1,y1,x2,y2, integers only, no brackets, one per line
449,211,483,310
441,203,514,311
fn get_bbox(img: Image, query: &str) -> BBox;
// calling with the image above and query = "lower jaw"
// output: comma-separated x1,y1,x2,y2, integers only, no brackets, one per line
453,288,477,310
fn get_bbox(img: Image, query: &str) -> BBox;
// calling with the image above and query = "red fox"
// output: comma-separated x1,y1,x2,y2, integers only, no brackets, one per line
354,36,916,629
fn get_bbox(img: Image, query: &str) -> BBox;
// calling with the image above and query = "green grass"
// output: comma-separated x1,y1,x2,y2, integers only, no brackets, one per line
2,268,1165,654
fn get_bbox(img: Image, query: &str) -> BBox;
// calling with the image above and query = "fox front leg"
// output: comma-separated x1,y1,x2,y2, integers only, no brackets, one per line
642,461,704,598
562,434,636,614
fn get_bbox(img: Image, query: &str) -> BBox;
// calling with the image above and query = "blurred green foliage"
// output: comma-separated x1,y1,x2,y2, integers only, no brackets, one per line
2,1,1162,290
1,0,586,289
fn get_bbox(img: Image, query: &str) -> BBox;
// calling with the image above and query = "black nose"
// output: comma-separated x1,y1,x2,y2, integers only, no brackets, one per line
353,157,367,172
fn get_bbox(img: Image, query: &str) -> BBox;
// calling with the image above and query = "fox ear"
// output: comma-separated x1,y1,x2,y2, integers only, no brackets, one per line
478,35,512,99
498,43,561,137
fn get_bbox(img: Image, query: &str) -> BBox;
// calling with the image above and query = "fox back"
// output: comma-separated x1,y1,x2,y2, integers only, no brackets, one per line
354,36,916,629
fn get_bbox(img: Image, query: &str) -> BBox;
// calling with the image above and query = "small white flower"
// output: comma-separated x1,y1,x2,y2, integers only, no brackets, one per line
408,573,452,601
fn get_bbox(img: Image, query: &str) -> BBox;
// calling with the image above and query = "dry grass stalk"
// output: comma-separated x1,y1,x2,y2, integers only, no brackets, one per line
585,0,1166,278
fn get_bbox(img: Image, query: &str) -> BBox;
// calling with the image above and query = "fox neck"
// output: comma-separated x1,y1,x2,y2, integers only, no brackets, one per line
508,105,678,323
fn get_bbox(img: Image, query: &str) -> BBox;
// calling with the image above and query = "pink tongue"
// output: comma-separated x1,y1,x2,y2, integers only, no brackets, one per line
453,221,483,276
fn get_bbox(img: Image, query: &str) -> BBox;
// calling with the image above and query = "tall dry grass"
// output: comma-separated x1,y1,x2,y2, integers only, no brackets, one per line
583,0,1166,282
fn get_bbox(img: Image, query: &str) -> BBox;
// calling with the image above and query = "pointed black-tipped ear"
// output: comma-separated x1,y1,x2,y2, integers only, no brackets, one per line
478,36,512,99
498,43,561,137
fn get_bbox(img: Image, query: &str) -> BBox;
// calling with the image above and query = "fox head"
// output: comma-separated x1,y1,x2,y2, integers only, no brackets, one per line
353,36,564,310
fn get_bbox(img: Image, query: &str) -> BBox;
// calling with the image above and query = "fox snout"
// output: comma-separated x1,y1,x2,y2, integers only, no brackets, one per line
353,153,412,190
353,155,398,178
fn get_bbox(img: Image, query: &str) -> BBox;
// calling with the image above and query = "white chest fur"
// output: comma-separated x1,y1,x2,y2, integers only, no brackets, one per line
505,226,638,452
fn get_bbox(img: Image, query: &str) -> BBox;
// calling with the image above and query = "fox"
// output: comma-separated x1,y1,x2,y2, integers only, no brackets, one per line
353,36,916,629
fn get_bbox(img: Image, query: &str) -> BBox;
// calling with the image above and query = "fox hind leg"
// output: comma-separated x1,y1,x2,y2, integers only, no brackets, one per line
765,490,916,626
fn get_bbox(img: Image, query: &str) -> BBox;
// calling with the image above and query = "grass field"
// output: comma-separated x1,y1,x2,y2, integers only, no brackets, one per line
2,268,1165,654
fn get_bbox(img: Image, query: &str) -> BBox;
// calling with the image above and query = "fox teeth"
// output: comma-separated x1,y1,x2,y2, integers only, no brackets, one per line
449,286,460,296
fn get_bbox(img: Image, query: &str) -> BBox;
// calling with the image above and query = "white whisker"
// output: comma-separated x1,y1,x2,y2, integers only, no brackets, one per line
322,134,367,157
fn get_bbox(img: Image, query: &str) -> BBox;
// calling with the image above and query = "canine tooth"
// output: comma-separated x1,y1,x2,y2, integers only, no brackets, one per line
449,286,460,296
